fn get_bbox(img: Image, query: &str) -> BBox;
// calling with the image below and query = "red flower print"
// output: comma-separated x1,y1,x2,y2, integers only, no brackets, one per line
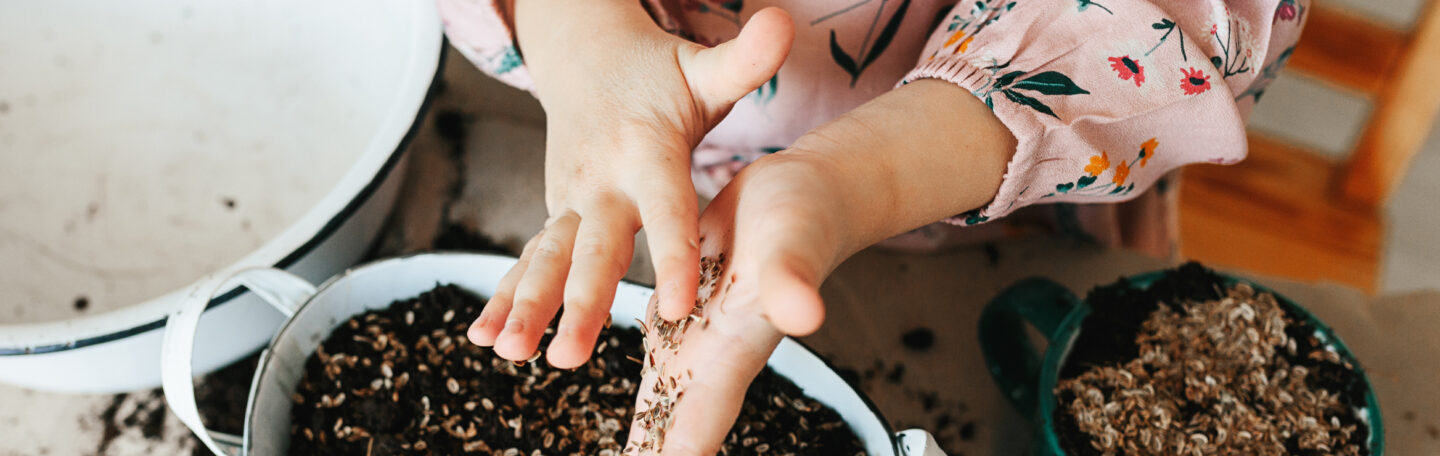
1275,0,1298,21
1108,56,1145,87
1180,67,1211,95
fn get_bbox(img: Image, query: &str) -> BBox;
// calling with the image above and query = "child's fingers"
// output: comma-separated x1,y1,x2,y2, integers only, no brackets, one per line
494,211,581,361
636,193,700,322
549,211,637,369
469,232,541,346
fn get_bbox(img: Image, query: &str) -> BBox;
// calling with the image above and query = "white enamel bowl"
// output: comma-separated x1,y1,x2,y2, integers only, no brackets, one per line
162,253,947,455
0,0,443,392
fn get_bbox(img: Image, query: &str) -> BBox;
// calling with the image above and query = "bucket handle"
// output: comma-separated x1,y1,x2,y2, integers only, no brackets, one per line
161,268,317,456
897,429,948,455
977,277,1078,419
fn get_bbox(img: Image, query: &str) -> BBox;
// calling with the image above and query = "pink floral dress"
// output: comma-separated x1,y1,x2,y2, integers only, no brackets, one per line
437,0,1308,257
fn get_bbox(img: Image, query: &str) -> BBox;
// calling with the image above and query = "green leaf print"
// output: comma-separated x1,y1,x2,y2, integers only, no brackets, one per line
982,67,1087,119
492,46,523,75
863,0,913,67
829,30,860,79
1077,175,1097,188
994,70,1026,89
829,0,913,86
1002,89,1058,119
1076,0,1113,14
749,74,779,105
961,209,990,225
1011,71,1091,95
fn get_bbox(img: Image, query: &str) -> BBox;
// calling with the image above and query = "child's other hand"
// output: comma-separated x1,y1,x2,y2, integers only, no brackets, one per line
624,151,845,454
621,78,1013,452
468,6,795,368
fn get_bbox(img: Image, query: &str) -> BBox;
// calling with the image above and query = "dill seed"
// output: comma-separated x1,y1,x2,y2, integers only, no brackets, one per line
1054,266,1371,456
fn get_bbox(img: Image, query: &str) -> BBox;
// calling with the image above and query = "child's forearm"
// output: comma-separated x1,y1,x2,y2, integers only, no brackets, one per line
789,79,1016,257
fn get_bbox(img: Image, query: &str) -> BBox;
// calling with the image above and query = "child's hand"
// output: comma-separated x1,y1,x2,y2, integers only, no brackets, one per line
623,79,1015,453
624,152,845,454
467,4,795,368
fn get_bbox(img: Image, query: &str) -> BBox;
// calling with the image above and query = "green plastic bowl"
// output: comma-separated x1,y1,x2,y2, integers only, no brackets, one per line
979,272,1384,455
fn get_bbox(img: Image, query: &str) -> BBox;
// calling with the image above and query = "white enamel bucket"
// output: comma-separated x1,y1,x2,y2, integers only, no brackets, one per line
0,0,443,392
161,253,946,455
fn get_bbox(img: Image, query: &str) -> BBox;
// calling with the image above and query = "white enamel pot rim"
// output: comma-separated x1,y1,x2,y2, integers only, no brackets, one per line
161,252,946,456
0,0,445,394
0,0,443,368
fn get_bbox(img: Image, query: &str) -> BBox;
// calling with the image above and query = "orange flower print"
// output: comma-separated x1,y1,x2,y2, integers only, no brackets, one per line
1085,151,1111,176
1114,160,1131,185
945,30,966,48
957,35,974,53
1140,137,1159,166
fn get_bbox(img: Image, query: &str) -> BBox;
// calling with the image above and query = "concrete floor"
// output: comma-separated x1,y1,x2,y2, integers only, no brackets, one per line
1246,0,1440,293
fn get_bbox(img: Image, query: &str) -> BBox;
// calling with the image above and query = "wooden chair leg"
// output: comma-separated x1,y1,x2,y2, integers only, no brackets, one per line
1339,0,1440,207
1287,5,1406,94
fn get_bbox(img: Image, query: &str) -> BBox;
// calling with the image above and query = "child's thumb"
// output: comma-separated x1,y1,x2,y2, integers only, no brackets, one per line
685,7,793,111
759,252,826,337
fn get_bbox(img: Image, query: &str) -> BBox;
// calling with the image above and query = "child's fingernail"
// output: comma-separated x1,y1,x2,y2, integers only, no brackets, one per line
502,317,525,335
556,322,576,338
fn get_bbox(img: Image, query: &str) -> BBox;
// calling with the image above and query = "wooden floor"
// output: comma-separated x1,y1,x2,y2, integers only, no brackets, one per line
1179,134,1384,292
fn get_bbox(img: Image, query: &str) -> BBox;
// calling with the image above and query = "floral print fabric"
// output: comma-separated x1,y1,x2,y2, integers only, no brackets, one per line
436,0,1307,256
903,0,1306,234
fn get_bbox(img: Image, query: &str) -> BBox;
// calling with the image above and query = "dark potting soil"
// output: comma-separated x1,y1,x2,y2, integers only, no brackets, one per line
900,327,935,353
431,223,513,256
194,351,261,435
288,284,866,455
96,390,169,454
1052,262,1372,456
832,356,976,454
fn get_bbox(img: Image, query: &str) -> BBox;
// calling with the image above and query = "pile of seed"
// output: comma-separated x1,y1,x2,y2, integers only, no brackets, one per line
630,253,727,451
1055,281,1369,455
287,281,866,455
630,253,866,454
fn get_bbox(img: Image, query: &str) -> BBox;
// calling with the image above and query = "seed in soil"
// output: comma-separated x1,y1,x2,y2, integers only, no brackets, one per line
287,283,866,455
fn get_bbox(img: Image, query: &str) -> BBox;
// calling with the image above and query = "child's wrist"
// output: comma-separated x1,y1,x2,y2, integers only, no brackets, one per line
740,149,864,268
514,0,657,59
784,129,909,256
